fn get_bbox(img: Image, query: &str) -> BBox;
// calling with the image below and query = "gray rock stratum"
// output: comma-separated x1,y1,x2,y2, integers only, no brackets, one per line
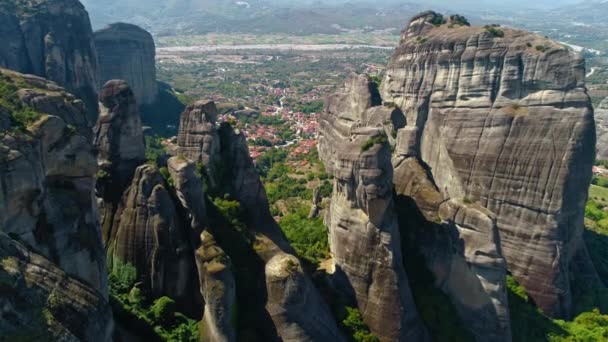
0,68,113,341
595,97,608,160
0,0,100,120
318,74,429,341
380,11,596,318
94,23,158,105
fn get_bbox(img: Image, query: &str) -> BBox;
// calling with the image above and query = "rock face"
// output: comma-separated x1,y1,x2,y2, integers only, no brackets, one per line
94,23,158,106
381,11,596,318
177,101,221,187
176,101,345,341
0,0,100,120
195,231,236,342
0,233,113,342
595,98,608,160
94,80,146,187
318,74,429,341
265,253,346,342
94,82,200,309
437,200,511,341
0,68,112,340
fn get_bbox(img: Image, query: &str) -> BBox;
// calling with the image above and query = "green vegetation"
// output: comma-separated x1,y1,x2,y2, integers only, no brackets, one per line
213,197,247,234
361,134,388,152
145,135,167,164
279,204,329,267
341,307,380,342
502,175,608,340
293,100,324,114
108,262,199,341
0,74,41,130
430,14,446,27
536,45,548,52
159,167,175,188
508,274,608,341
449,15,470,27
484,25,505,38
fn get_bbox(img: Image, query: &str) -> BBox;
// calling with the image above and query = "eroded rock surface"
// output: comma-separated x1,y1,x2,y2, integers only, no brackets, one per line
177,100,221,188
94,23,158,105
196,231,236,342
0,68,112,340
595,97,608,160
382,11,596,318
0,0,100,119
318,74,429,341
265,253,346,342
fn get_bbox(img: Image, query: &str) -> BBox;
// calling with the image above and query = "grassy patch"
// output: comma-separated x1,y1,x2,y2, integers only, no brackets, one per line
0,73,41,130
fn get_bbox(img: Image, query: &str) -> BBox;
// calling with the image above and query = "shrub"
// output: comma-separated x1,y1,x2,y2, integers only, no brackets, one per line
279,204,329,266
159,167,175,188
484,25,505,38
536,45,548,52
361,134,388,152
342,307,379,342
449,14,470,27
151,296,177,324
430,14,446,26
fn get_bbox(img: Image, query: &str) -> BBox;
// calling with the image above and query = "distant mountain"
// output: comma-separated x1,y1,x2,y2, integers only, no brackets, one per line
80,0,428,35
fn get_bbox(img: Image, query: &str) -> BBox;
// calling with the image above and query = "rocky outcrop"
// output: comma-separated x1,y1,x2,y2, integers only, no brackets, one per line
381,11,596,318
105,164,199,305
94,81,201,312
0,68,112,340
437,200,511,341
168,156,207,232
0,233,113,342
176,101,221,188
595,98,608,160
94,80,145,182
196,231,236,342
318,74,429,341
265,253,346,342
94,23,158,106
0,0,100,120
176,101,345,341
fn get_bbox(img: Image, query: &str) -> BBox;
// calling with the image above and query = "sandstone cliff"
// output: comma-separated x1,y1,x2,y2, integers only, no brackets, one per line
94,23,158,106
0,0,100,120
380,11,596,319
176,101,346,341
318,74,429,341
94,81,201,312
0,68,112,340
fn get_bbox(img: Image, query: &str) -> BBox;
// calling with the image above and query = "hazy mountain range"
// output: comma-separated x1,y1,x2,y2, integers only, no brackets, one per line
80,0,594,36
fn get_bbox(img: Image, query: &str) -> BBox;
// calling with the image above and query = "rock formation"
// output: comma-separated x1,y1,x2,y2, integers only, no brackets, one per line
0,0,100,120
94,81,200,311
176,101,346,341
94,23,158,106
0,68,113,340
195,231,236,342
318,74,429,341
265,253,346,341
595,97,608,160
380,11,596,318
176,101,221,188
0,233,113,342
